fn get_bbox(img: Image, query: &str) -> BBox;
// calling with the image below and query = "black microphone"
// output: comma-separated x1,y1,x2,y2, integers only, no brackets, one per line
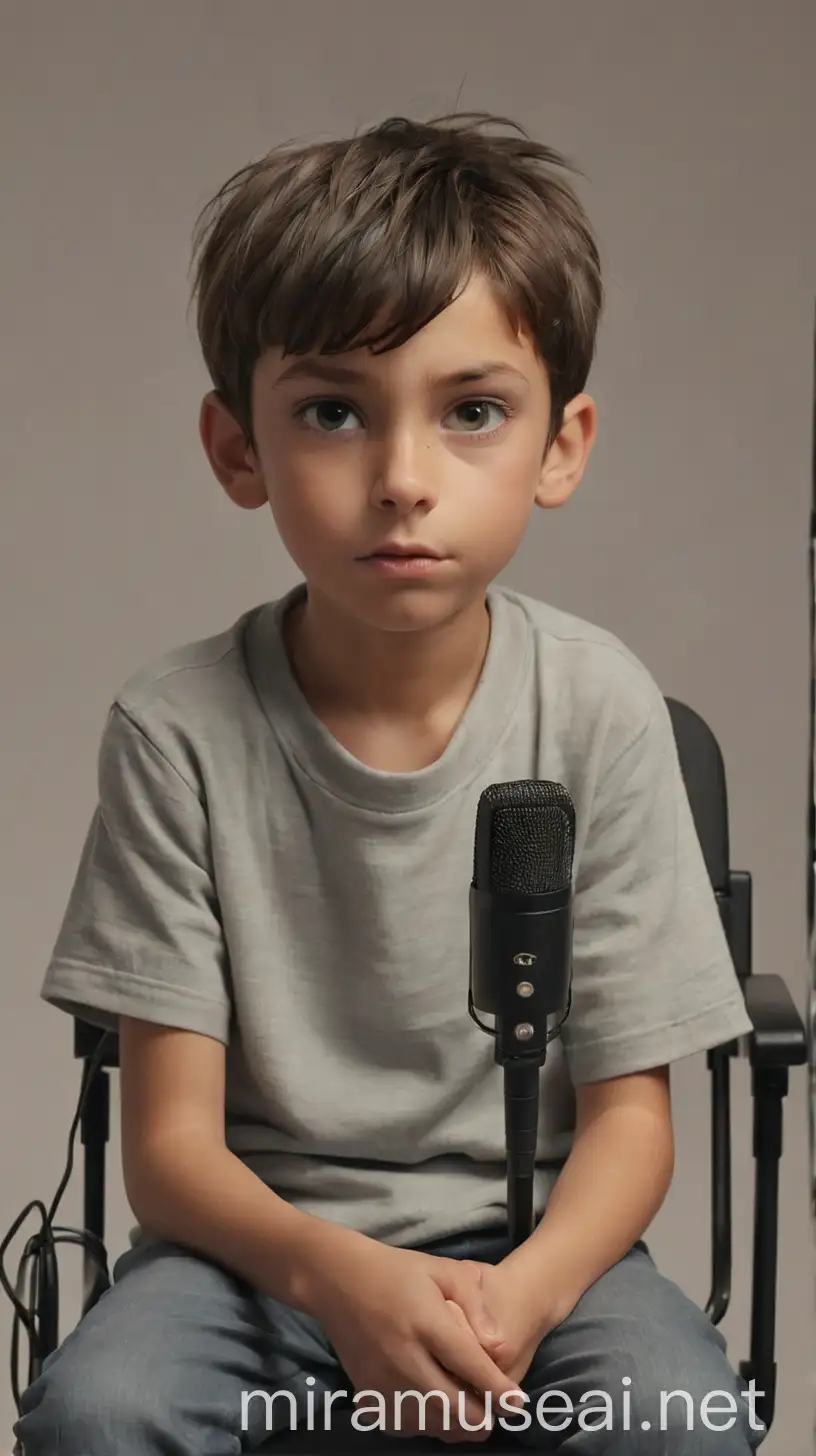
468,781,576,1248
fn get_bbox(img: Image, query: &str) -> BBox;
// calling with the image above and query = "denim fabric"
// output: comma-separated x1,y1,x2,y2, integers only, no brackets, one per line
15,1227,764,1453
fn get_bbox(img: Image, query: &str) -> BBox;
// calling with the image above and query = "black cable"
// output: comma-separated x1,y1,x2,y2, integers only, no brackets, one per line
1,1032,114,1416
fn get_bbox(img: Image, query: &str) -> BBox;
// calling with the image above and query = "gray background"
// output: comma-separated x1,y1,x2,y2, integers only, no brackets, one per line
1,0,814,1450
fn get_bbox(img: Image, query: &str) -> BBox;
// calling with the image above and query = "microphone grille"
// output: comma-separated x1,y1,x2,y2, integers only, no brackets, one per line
474,780,575,893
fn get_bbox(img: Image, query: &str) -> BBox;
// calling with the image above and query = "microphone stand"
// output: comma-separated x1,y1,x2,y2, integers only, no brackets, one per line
469,985,552,1249
492,991,571,1249
499,1049,545,1249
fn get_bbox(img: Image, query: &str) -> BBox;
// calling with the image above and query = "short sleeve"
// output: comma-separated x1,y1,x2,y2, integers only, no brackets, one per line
561,681,753,1083
41,702,232,1042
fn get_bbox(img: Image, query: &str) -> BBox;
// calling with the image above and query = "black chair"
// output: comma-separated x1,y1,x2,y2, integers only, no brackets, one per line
52,698,807,1450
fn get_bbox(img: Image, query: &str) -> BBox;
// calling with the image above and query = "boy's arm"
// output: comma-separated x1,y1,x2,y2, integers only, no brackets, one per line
121,1015,524,1438
497,1065,674,1336
119,1015,365,1317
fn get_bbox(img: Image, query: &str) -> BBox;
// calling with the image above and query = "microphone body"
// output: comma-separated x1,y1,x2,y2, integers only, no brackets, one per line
469,882,573,1063
469,781,576,1248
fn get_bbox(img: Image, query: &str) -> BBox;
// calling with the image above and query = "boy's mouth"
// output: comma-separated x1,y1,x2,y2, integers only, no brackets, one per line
358,543,449,576
361,541,444,560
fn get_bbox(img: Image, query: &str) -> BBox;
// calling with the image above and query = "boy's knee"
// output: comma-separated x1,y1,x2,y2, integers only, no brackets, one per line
522,1331,764,1453
633,1367,764,1454
657,1392,762,1453
14,1348,176,1454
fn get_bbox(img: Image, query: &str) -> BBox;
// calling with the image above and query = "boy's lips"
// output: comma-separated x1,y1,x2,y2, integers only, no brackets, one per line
361,542,445,559
358,547,449,577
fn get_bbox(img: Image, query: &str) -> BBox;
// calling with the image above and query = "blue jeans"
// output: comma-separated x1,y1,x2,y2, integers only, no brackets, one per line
15,1226,764,1453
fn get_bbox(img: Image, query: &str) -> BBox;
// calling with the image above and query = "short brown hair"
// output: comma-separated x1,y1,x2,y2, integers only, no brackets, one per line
190,112,603,446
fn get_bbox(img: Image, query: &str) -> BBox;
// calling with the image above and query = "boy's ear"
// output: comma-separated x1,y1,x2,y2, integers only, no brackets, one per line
199,391,267,510
535,393,597,509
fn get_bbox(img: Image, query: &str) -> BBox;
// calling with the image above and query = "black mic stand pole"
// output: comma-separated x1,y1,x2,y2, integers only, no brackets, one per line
494,1022,547,1249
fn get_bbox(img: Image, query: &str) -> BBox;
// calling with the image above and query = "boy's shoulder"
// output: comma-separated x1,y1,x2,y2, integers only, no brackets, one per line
113,596,273,711
499,585,667,742
505,583,650,666
104,602,269,770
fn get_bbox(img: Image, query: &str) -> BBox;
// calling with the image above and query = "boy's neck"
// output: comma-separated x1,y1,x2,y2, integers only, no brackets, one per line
282,586,491,732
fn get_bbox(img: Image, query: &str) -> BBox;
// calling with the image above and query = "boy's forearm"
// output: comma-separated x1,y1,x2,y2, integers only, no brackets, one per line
126,1130,366,1317
500,1086,674,1330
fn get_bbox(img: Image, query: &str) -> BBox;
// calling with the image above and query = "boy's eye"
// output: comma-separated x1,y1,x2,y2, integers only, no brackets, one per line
296,397,508,434
299,400,361,432
447,400,507,433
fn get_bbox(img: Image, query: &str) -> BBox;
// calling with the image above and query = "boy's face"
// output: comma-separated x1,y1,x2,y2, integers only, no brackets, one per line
201,273,596,634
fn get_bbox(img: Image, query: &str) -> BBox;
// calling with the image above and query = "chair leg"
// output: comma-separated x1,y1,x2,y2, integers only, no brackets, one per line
738,1063,787,1433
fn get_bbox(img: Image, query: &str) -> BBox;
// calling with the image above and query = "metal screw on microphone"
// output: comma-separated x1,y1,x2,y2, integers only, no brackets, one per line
514,1023,534,1041
516,981,534,997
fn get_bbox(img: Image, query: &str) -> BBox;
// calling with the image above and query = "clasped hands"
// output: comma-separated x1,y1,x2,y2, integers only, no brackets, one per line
311,1233,562,1444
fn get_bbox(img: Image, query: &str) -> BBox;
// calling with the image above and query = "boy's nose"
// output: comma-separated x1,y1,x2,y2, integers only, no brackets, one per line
368,431,439,513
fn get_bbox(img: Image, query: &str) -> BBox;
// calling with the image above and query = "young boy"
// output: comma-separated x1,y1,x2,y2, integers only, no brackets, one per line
16,113,762,1453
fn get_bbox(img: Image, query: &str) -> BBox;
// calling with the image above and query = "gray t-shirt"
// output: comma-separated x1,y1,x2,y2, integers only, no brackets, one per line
42,582,752,1247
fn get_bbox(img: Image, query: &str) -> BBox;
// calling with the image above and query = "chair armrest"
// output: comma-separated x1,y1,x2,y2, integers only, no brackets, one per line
742,974,807,1069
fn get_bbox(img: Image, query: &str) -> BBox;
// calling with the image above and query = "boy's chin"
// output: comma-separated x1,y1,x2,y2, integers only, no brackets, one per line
305,577,489,634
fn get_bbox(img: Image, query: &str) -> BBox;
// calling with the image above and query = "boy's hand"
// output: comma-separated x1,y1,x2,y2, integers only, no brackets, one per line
465,1259,561,1388
305,1235,524,1442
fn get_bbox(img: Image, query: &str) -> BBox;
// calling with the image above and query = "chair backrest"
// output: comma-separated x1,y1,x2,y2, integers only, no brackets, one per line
665,696,730,894
74,695,737,1063
665,696,750,986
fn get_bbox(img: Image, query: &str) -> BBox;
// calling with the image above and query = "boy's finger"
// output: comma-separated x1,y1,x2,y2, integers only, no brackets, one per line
402,1348,491,1441
427,1307,523,1413
435,1262,500,1342
445,1292,500,1347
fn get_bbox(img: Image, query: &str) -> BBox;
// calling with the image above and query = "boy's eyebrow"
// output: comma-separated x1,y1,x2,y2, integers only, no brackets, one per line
275,358,530,388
